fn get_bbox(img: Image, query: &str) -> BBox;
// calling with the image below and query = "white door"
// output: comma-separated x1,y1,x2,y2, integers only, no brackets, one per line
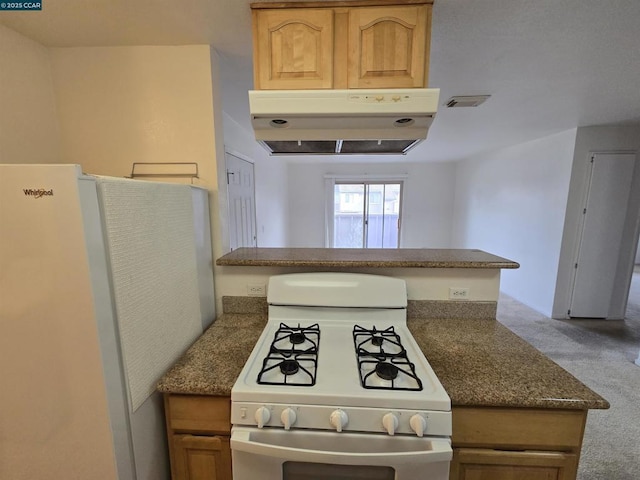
226,152,257,250
569,153,636,318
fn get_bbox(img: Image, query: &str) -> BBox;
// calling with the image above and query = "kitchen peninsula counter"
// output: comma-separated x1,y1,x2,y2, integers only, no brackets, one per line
159,310,608,480
158,313,607,410
216,247,520,269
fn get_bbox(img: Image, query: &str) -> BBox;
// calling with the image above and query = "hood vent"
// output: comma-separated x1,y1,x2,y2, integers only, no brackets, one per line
249,88,439,155
262,139,420,155
445,95,491,108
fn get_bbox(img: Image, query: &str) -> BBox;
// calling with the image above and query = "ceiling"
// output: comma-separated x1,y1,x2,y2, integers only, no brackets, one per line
2,0,640,163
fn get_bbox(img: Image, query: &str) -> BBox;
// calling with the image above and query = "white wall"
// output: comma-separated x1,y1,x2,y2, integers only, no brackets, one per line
49,45,218,186
49,45,231,314
0,25,61,164
287,161,457,248
553,125,640,318
208,48,230,262
222,113,289,248
216,265,501,302
452,129,577,316
216,52,289,249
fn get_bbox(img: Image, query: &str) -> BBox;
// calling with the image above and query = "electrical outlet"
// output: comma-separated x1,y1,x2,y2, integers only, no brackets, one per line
449,287,469,300
247,283,266,297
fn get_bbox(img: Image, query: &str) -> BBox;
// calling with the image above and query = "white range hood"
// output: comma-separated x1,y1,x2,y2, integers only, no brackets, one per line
249,88,440,155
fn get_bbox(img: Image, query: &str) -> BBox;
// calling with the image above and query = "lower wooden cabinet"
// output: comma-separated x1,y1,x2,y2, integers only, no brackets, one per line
162,396,588,480
172,434,232,480
164,394,233,480
450,448,578,480
449,407,587,480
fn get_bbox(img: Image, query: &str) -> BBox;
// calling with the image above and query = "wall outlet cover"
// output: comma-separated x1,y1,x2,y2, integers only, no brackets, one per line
449,287,469,300
247,283,266,297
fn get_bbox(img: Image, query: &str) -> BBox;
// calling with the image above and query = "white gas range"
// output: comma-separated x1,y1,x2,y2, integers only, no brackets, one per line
231,272,452,480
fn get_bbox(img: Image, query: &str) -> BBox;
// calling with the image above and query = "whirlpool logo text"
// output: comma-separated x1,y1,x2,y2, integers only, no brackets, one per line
23,188,54,198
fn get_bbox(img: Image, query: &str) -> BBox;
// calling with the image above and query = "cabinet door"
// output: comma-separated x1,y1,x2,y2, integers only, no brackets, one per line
173,434,232,480
348,5,430,88
450,448,578,480
253,8,334,89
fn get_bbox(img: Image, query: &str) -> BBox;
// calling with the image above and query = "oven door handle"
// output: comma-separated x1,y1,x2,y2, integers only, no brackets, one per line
230,429,452,465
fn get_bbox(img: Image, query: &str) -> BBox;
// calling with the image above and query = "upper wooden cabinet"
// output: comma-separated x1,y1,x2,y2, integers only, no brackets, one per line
251,1,433,90
348,5,429,88
253,8,335,89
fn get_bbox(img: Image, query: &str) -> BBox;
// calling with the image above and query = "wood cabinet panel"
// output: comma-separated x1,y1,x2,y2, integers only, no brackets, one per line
451,448,578,480
173,434,232,480
252,1,432,90
163,396,587,480
348,5,429,88
452,407,587,451
253,8,334,89
167,395,231,435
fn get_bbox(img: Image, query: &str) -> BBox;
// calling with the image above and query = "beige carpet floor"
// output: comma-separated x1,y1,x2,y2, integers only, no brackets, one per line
496,274,640,480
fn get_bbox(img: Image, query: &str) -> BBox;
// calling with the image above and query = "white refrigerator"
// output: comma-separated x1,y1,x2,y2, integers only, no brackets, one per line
0,164,215,480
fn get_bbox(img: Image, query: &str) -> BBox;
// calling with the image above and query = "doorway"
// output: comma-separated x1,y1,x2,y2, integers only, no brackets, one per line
569,152,637,318
226,152,257,250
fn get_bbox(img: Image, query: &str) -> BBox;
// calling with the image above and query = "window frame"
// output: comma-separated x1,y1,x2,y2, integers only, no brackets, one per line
324,174,407,248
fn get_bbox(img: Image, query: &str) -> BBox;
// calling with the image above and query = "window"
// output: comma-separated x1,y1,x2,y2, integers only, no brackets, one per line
327,178,404,248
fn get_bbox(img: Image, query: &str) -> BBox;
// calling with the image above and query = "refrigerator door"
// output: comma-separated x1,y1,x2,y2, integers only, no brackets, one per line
191,186,216,330
0,165,120,480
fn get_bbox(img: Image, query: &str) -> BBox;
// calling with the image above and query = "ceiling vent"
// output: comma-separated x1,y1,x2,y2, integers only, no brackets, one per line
445,95,491,108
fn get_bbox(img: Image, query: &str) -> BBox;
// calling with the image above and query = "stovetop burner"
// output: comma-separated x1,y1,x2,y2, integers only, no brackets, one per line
354,324,406,359
279,359,300,375
257,323,320,386
270,322,320,356
375,361,399,381
353,325,423,391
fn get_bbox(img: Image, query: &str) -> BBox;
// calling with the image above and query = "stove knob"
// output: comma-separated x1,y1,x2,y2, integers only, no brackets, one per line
410,414,427,437
254,407,271,429
280,408,297,430
382,413,399,436
329,409,348,432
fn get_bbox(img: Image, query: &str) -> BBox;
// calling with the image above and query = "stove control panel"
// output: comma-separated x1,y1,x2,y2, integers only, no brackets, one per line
232,402,451,437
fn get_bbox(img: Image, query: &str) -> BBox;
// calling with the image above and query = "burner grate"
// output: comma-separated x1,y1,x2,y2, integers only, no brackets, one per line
271,322,320,356
354,324,406,360
257,353,318,386
353,325,423,391
257,323,320,387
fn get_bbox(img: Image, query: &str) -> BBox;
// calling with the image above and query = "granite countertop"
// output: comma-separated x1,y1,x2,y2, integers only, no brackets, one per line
216,247,520,269
158,314,609,410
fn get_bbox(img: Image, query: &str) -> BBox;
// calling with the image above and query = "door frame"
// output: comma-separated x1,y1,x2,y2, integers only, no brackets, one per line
556,150,640,319
567,152,636,318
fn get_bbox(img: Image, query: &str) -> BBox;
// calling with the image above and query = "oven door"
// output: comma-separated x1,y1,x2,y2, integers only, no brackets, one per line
231,426,452,480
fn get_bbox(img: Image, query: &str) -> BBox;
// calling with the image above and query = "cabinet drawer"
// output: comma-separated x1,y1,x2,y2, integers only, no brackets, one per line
451,448,578,480
166,395,231,435
452,407,586,451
